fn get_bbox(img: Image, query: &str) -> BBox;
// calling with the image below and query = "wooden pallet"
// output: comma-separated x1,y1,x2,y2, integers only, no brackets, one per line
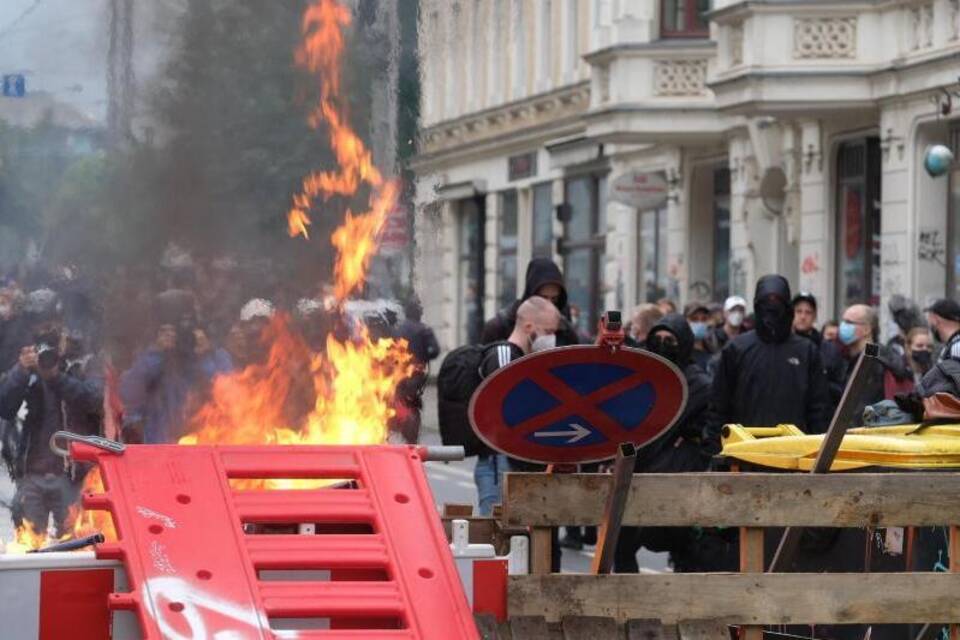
474,615,729,640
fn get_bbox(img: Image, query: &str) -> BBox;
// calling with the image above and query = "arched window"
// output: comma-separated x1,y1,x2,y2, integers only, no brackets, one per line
661,0,710,38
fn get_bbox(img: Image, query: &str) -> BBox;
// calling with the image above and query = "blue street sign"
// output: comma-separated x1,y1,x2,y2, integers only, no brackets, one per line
3,75,26,98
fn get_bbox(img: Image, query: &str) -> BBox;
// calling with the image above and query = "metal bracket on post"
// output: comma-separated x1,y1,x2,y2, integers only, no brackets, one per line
592,442,637,574
769,343,881,573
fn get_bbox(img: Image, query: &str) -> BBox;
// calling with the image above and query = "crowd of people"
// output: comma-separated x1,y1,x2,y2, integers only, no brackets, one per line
448,256,960,575
0,252,439,537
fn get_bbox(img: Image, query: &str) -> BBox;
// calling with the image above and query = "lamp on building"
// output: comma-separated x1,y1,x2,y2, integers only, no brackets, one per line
923,144,954,178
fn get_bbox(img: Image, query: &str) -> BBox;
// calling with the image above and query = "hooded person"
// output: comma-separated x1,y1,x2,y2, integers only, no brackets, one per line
704,275,830,454
614,313,715,573
480,258,579,346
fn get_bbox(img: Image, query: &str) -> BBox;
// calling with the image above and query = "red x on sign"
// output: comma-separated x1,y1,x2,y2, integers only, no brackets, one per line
469,346,688,464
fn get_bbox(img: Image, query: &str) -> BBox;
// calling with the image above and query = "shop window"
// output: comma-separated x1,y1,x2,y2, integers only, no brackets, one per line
532,182,554,258
639,207,669,303
948,127,960,299
835,138,882,310
498,191,519,310
458,197,486,344
713,167,731,301
661,0,710,38
562,174,607,333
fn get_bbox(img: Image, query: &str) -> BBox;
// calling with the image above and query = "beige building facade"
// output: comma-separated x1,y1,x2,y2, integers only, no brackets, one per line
413,0,960,350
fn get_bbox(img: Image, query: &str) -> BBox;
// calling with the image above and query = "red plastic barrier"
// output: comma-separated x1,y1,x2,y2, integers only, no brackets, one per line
472,559,508,622
72,443,479,639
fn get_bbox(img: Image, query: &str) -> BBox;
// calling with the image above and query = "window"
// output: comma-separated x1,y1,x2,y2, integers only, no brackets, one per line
835,138,882,310
532,182,554,258
949,128,960,299
498,191,519,310
458,197,486,344
562,174,607,333
661,0,710,38
713,167,731,301
639,207,669,303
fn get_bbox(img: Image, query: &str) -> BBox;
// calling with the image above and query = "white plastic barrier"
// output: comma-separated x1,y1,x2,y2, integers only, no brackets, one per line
0,551,139,639
449,518,529,605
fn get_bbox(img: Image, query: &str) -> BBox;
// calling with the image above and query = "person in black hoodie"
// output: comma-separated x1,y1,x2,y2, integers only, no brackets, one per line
481,258,580,346
705,275,830,454
614,313,713,572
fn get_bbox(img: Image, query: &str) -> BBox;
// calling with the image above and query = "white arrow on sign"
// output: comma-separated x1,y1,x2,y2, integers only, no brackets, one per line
533,422,591,444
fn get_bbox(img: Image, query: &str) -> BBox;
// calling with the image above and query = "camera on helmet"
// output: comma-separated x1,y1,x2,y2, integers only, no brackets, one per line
35,343,60,370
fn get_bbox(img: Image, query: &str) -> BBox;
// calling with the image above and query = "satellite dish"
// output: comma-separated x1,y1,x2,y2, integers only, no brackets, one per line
759,167,787,215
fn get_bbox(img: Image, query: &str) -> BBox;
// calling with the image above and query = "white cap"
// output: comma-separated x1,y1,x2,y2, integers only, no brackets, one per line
240,298,275,322
724,296,747,313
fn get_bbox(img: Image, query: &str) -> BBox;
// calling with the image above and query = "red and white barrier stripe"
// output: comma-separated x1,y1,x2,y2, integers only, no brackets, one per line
0,552,138,639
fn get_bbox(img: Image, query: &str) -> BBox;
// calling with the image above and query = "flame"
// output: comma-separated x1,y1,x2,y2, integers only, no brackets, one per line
180,317,413,489
286,0,398,302
3,470,116,554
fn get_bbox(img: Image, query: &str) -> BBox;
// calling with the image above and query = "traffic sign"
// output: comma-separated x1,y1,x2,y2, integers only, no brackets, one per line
2,74,25,98
469,345,688,464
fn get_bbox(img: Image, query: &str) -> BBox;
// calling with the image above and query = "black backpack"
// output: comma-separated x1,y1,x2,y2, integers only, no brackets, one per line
436,343,503,456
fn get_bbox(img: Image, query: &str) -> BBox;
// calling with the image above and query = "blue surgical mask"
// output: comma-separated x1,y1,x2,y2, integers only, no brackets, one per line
690,322,708,341
838,321,859,346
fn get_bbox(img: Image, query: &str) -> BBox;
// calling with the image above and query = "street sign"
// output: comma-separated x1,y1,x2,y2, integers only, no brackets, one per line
2,74,25,98
469,345,688,464
610,171,669,211
379,204,410,255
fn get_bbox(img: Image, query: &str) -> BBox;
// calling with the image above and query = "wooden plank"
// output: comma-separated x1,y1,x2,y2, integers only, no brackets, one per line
952,526,959,640
677,620,730,640
531,526,553,575
508,573,960,624
510,615,552,640
769,345,881,572
503,472,960,528
738,527,764,640
562,615,620,640
626,619,671,640
592,443,636,575
443,503,475,517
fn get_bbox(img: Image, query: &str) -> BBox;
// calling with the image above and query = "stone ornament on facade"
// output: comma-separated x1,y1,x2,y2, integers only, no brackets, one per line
793,17,857,59
419,84,591,155
909,2,935,51
653,59,709,97
729,22,744,67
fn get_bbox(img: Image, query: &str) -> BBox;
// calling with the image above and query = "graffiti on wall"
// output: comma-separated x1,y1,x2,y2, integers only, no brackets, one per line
918,229,946,267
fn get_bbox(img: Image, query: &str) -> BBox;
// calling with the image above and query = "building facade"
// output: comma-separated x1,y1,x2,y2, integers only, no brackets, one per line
413,0,960,350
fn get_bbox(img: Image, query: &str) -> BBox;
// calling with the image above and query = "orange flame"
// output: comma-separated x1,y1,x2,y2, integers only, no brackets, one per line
3,469,116,554
180,0,413,490
286,0,398,302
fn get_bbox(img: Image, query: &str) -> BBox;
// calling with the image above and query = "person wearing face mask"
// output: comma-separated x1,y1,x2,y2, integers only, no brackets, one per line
705,276,830,454
904,327,934,385
614,313,714,573
684,302,714,371
470,297,560,521
481,258,580,347
835,304,912,415
709,296,747,352
925,299,960,363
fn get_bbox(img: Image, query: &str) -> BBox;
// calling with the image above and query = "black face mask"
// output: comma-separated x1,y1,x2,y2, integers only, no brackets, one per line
648,336,681,365
912,350,933,371
755,299,792,344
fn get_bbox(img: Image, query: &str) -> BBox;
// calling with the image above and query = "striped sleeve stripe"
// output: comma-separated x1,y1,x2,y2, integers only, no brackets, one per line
498,345,511,367
951,341,960,360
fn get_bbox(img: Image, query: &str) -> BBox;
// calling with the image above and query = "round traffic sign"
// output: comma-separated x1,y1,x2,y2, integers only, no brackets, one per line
468,345,688,464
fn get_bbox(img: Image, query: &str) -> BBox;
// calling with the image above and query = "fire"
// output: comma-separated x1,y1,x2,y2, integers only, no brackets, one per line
286,0,399,302
3,469,116,554
180,0,413,474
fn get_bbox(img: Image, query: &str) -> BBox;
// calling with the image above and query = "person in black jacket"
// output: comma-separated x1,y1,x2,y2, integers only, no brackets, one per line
0,325,103,537
480,258,579,346
615,313,713,573
705,275,830,454
392,297,441,444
